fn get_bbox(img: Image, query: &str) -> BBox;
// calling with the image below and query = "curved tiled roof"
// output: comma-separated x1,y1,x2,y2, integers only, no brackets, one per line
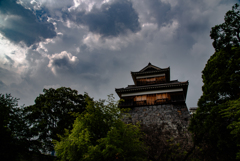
131,68,169,75
116,81,188,93
131,64,170,84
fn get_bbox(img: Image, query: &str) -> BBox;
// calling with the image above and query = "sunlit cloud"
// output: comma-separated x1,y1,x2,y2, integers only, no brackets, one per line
0,0,238,107
48,51,78,75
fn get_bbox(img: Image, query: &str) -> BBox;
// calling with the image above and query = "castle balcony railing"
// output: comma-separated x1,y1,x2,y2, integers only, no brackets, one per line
118,95,185,108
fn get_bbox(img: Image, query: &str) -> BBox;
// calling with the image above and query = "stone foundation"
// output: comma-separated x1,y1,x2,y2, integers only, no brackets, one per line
122,104,190,135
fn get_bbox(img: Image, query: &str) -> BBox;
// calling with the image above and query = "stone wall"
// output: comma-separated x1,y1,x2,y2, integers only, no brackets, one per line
122,104,190,136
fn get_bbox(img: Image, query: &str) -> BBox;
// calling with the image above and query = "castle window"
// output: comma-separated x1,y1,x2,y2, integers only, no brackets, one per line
135,95,146,101
147,94,156,105
156,93,170,99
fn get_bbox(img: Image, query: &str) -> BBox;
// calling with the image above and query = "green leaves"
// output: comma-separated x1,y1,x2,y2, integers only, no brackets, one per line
54,95,147,161
199,47,240,107
25,87,87,153
221,99,240,159
210,4,240,51
189,4,240,160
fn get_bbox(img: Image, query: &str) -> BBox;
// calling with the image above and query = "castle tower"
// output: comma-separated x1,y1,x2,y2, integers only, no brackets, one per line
115,63,190,132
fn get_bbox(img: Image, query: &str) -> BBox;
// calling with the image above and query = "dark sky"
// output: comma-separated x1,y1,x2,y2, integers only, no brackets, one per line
0,0,239,107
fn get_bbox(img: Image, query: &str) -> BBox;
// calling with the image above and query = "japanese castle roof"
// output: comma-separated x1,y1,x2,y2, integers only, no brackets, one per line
115,63,188,99
131,63,170,84
115,80,188,93
115,80,188,99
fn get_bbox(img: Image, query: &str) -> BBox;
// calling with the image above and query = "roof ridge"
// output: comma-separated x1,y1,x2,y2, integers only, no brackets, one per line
139,63,162,72
115,81,188,91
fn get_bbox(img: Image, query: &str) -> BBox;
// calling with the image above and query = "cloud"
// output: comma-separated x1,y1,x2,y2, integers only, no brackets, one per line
0,80,7,91
0,67,22,87
48,51,78,74
0,0,239,108
144,0,171,27
0,0,56,46
4,54,15,66
63,0,141,37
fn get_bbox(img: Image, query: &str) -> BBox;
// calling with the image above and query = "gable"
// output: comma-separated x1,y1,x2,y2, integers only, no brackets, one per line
139,63,162,72
144,67,159,71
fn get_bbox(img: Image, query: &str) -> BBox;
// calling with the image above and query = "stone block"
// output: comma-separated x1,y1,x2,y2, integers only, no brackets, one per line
121,104,190,135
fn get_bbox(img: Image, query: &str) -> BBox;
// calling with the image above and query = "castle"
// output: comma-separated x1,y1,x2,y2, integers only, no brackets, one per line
115,63,190,133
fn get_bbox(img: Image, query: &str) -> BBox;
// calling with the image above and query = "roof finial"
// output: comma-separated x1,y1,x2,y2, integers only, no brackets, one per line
148,62,152,65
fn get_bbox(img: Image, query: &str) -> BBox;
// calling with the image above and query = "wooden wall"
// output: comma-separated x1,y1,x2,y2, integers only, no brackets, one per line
137,76,166,84
133,93,170,105
119,92,184,107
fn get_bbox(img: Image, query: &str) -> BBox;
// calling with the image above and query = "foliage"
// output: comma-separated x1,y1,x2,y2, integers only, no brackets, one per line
210,3,240,51
189,48,240,160
189,3,240,160
189,104,238,160
197,47,240,106
0,93,31,160
221,98,240,159
24,87,87,153
54,95,147,161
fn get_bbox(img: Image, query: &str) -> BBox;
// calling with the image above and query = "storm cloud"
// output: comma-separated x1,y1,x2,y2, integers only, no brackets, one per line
0,0,56,46
63,0,141,37
0,0,239,108
48,51,78,74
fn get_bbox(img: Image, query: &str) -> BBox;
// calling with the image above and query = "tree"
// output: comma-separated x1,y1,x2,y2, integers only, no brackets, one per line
198,47,240,106
25,87,87,153
210,3,240,51
0,94,31,160
54,95,147,161
189,3,240,160
222,98,240,159
189,48,240,160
